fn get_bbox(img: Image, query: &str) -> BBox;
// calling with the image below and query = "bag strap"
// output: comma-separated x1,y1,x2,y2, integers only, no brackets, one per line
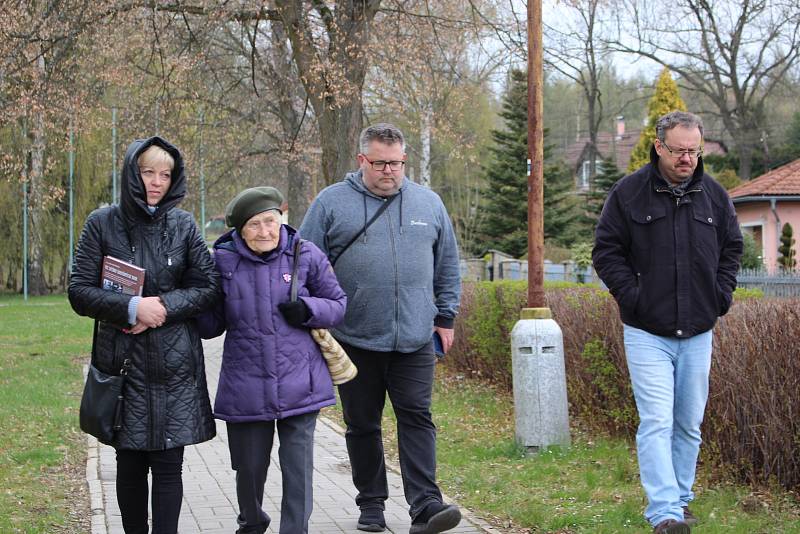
90,320,100,366
328,193,398,267
290,237,303,302
90,204,133,376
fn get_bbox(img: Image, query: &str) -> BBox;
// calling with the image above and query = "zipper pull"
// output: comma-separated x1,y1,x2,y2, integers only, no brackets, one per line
168,257,172,266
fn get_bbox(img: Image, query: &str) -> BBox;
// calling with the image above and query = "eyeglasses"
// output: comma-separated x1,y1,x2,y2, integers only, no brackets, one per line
362,155,405,172
660,141,703,159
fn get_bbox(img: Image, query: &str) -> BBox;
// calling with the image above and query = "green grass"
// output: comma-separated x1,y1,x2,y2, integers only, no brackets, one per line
327,367,800,533
0,294,93,533
3,295,798,533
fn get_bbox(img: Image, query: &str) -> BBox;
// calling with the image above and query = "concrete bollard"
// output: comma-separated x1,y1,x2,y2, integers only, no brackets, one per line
511,308,570,450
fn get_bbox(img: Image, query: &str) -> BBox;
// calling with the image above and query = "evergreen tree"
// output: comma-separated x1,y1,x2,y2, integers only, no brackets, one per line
785,111,800,152
587,157,624,219
778,222,797,271
572,157,625,241
543,160,578,246
740,232,763,270
628,68,687,172
771,111,800,168
479,69,575,257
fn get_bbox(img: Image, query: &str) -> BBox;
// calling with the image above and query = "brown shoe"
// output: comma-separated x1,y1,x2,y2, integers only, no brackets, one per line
682,506,698,526
653,519,691,534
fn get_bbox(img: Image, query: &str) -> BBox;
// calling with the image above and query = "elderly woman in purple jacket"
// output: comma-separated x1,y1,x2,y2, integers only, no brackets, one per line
197,186,346,534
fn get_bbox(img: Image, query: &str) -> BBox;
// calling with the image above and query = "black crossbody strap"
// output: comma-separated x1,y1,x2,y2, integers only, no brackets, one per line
329,193,398,267
91,320,100,366
90,204,134,376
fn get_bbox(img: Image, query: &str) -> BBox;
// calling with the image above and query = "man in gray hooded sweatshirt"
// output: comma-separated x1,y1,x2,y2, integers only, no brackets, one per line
300,123,462,534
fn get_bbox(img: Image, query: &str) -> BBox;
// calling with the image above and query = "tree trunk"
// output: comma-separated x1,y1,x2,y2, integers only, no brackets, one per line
6,266,17,291
737,141,755,181
274,0,380,187
317,99,362,186
419,103,432,188
27,100,49,296
269,21,312,224
286,158,310,227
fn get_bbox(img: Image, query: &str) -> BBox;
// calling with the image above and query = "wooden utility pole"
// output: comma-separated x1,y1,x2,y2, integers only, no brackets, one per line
527,0,545,308
512,1,570,450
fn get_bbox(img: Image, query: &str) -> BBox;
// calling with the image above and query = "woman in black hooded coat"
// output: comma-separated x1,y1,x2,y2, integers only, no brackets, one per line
69,136,219,534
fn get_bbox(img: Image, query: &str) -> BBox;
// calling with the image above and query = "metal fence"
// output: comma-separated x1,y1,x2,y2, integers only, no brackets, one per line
736,269,800,297
460,261,800,297
461,259,600,283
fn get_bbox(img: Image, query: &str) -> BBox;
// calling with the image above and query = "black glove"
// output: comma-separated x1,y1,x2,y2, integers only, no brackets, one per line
278,300,310,328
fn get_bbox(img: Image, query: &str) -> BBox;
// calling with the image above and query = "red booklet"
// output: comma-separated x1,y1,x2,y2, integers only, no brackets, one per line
101,255,145,296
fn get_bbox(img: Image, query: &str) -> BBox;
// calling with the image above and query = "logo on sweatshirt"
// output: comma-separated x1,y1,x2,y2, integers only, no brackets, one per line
410,220,428,226
282,273,292,283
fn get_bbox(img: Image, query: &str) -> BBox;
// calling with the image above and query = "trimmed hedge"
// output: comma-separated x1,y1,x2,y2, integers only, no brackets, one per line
447,281,799,490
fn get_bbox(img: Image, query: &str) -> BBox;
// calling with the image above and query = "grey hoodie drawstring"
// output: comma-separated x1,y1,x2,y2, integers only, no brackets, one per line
362,195,368,243
398,190,404,235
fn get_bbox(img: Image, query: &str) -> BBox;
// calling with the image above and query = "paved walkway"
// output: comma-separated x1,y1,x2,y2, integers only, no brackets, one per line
86,336,498,534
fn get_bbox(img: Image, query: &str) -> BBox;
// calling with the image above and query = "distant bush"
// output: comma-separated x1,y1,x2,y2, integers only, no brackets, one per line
447,281,798,491
733,286,763,300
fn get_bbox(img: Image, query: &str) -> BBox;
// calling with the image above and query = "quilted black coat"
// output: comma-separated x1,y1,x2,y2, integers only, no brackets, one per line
69,136,219,450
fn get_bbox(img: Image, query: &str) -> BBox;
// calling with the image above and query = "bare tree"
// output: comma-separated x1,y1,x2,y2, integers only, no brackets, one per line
0,1,105,294
274,1,381,186
366,0,503,187
609,0,800,179
544,0,609,180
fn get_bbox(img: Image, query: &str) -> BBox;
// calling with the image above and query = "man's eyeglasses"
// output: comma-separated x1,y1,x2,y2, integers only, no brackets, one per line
660,141,703,159
362,155,405,172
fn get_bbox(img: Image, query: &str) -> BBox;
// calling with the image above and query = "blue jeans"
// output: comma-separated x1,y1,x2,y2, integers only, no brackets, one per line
623,324,712,526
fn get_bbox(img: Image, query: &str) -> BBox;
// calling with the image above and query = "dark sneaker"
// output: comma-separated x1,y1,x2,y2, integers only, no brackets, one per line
682,506,698,526
409,502,462,534
357,507,386,532
653,519,691,534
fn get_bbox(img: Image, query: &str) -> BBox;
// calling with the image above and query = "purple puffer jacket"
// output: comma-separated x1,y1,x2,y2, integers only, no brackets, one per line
197,225,346,422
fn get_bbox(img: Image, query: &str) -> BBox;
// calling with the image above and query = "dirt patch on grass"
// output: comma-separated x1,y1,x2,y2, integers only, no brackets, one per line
51,438,91,534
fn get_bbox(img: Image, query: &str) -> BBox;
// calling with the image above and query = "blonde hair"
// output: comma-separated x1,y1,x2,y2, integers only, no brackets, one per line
137,145,175,171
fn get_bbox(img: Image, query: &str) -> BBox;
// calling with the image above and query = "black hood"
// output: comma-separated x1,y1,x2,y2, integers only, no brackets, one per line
120,136,186,222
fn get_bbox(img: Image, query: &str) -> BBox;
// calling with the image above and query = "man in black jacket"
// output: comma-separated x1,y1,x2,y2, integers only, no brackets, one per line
593,111,742,534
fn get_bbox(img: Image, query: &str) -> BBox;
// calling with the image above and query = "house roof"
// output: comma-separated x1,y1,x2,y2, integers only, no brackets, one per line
564,131,639,171
564,130,726,173
729,158,800,199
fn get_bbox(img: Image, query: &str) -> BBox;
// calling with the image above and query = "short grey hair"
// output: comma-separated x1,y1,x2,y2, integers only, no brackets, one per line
359,123,405,154
655,111,704,142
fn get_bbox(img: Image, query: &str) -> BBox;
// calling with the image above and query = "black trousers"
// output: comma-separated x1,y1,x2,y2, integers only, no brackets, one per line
338,341,442,520
227,411,319,534
116,447,185,534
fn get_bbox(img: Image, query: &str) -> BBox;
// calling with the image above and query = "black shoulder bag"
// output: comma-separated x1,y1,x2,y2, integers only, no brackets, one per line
79,322,132,445
328,193,398,266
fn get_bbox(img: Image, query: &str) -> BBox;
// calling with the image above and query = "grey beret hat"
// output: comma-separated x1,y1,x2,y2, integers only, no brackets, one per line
225,186,284,232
